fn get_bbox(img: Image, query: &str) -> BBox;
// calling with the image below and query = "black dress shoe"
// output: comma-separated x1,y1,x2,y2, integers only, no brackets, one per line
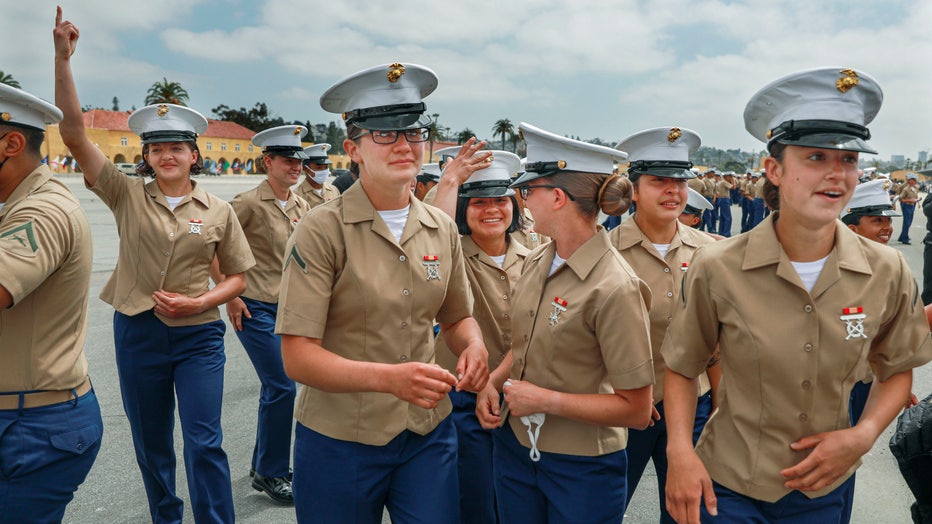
249,467,255,478
252,473,294,504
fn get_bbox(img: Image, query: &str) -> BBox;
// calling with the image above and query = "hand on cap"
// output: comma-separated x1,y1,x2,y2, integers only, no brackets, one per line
53,6,79,59
440,138,492,186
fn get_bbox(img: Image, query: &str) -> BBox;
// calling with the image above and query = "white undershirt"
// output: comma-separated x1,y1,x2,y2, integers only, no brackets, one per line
377,206,410,243
489,254,506,268
278,199,288,209
791,256,829,292
0,202,4,211
314,189,323,197
652,243,671,258
164,195,185,211
548,252,566,277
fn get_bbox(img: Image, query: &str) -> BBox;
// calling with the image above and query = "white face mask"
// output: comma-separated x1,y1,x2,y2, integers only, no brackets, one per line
311,168,330,185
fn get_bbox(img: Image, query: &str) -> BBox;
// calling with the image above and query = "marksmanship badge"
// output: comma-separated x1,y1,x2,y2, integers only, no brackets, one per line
840,306,867,340
549,297,568,326
189,219,203,235
423,255,440,281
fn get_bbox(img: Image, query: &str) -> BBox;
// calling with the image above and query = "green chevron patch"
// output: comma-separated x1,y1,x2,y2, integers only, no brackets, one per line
284,244,307,273
0,221,38,253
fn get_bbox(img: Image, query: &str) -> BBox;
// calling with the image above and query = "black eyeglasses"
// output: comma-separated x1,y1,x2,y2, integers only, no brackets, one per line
350,127,430,145
518,184,576,201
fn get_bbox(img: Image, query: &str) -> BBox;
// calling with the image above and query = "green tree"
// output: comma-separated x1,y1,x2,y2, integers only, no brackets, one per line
112,96,120,111
0,71,20,89
145,78,190,106
455,128,475,144
492,119,514,151
211,102,284,132
325,121,346,154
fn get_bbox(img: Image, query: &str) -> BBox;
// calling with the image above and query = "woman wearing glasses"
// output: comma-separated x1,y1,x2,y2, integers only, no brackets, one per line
662,67,932,523
491,122,654,522
276,63,489,524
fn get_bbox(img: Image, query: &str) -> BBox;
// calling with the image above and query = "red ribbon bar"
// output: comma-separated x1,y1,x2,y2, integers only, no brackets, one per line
843,306,863,315
189,219,203,223
423,255,439,261
553,297,567,307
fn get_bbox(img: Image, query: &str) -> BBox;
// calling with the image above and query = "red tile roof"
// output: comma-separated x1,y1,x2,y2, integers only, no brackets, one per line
81,109,256,140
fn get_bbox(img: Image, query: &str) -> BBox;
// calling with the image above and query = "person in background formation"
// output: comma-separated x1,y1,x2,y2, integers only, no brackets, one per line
0,80,102,524
221,125,315,504
699,169,716,232
748,170,766,229
486,122,654,523
739,171,754,233
276,62,490,524
662,66,932,523
296,142,340,208
679,187,716,234
414,162,441,201
922,185,932,305
56,9,255,522
714,171,734,237
897,172,919,245
431,145,528,524
509,156,551,250
609,126,721,524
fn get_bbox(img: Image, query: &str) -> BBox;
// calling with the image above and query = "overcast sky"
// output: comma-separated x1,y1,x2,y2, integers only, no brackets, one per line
6,1,931,161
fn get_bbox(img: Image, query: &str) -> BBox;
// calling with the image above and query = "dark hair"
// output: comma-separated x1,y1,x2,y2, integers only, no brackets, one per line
551,172,633,218
841,213,863,227
137,141,204,177
0,124,44,157
455,195,523,236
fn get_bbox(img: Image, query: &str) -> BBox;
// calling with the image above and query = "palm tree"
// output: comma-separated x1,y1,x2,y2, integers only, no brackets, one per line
455,128,475,145
492,119,514,151
0,71,20,89
145,78,190,106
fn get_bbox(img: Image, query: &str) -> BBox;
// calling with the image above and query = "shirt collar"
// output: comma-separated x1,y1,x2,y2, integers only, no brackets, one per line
341,181,439,230
462,234,530,270
0,164,52,219
145,178,210,208
529,228,613,280
615,215,701,251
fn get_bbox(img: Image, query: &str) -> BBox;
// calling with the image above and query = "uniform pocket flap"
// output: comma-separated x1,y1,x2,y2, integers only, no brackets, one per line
50,424,101,455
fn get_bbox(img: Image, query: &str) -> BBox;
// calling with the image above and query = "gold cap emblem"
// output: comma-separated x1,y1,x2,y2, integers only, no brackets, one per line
0,112,10,122
557,160,567,169
668,127,682,143
836,69,859,93
157,104,169,117
387,63,406,83
341,112,348,121
766,129,773,139
518,129,524,140
883,179,891,191
294,126,302,135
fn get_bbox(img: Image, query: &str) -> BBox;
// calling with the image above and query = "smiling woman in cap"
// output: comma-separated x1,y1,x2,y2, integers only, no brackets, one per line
275,62,489,523
608,126,721,524
54,8,255,523
489,122,653,522
662,67,932,523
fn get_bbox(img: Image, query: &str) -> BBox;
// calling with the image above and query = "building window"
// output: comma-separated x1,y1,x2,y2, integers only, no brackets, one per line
206,141,212,151
221,143,227,151
235,143,241,152
248,145,254,153
120,137,128,146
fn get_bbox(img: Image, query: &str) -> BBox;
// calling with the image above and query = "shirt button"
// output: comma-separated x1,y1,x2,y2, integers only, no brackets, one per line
802,380,811,389
401,322,408,329
400,355,408,362
402,289,410,296
804,343,813,352
160,271,165,276
399,255,406,262
667,316,674,322
500,275,506,280
169,232,174,238
504,314,510,320
502,294,509,300
664,267,670,273
804,305,813,313
164,251,170,256
666,291,673,298
798,413,808,422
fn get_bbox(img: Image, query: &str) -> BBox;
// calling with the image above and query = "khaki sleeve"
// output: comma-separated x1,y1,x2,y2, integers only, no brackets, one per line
868,253,932,381
436,225,474,324
86,160,132,211
661,248,720,378
597,276,655,390
215,202,255,276
275,217,340,338
230,193,252,230
0,200,73,304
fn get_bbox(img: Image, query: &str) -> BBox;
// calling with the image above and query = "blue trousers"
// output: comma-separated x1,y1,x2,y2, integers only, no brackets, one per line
838,380,873,523
899,202,916,243
293,418,459,524
741,198,752,233
450,390,497,524
715,198,733,237
702,207,717,232
114,310,234,524
701,477,854,523
493,424,627,523
625,393,712,524
0,388,102,524
751,198,765,229
234,297,295,478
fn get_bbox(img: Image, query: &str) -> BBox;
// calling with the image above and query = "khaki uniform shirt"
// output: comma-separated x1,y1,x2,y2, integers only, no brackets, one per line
436,236,529,375
661,214,932,502
715,180,732,199
296,178,340,210
421,183,438,205
89,161,255,326
231,180,311,303
899,184,919,203
0,165,91,391
687,177,706,195
276,182,474,446
508,230,654,456
700,177,715,198
511,207,550,250
610,218,713,404
752,178,766,198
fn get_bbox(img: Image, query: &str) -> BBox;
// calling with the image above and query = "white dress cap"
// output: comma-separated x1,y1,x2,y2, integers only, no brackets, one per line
419,162,442,181
683,187,713,214
615,126,700,180
0,84,62,131
512,122,628,186
842,178,899,218
906,172,919,180
744,67,883,153
460,151,520,198
128,103,208,144
320,63,437,131
303,143,332,164
253,125,309,159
